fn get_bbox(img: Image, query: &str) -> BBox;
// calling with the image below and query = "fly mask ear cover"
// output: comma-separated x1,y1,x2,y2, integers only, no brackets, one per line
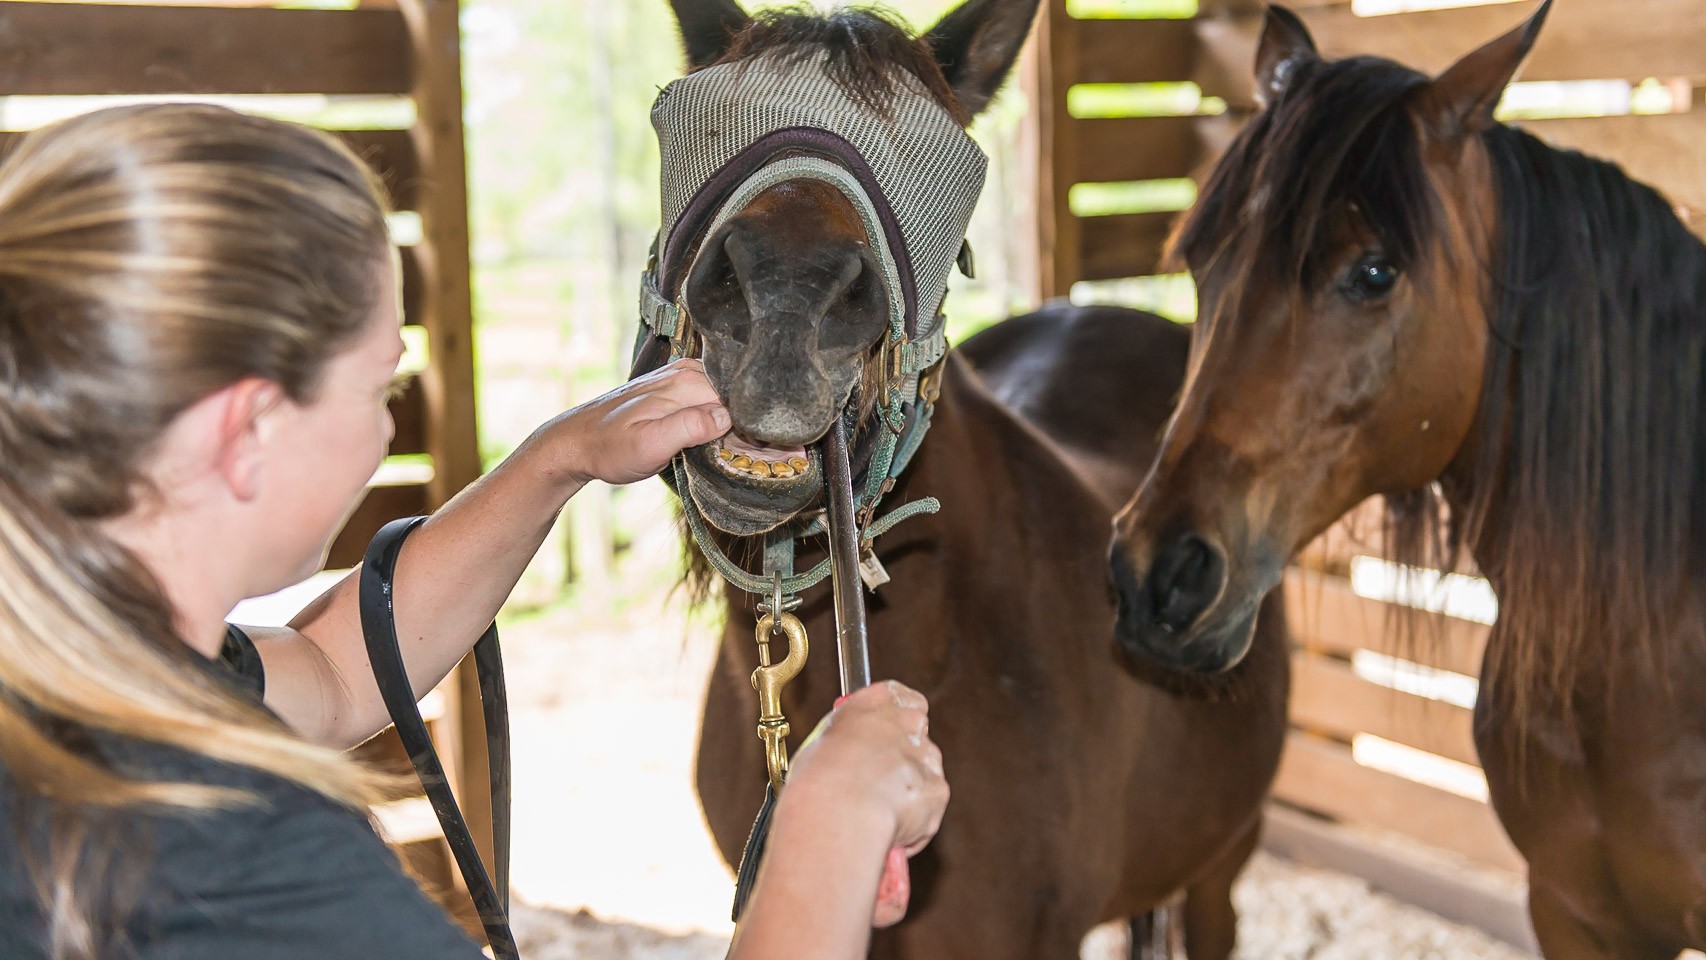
639,48,989,368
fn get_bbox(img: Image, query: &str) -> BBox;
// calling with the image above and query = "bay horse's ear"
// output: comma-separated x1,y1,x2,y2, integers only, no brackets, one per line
921,0,1043,119
1416,0,1552,140
1255,5,1319,109
669,0,751,70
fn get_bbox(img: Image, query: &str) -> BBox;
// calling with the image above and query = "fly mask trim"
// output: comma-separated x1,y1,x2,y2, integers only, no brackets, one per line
649,49,986,341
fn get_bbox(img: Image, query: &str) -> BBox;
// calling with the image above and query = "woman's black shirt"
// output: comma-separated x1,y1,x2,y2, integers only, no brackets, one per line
0,627,482,959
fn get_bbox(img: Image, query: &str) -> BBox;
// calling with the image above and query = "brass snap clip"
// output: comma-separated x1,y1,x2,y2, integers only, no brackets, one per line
752,610,809,791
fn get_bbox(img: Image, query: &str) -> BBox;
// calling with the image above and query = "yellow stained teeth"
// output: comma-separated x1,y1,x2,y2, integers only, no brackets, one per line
715,449,808,480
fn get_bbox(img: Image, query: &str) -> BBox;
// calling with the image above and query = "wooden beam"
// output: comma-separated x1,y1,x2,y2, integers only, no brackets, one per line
400,248,427,325
1273,731,1524,873
1524,111,1706,219
387,370,429,457
400,0,492,896
325,481,432,569
1078,210,1177,280
342,129,423,213
1070,115,1202,186
1283,568,1489,678
0,4,411,96
1066,17,1198,85
1198,0,1706,108
1291,650,1480,766
1262,805,1537,952
1037,0,1082,296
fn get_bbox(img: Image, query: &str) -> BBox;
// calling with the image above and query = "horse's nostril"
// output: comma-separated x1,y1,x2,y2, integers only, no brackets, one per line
1148,533,1224,631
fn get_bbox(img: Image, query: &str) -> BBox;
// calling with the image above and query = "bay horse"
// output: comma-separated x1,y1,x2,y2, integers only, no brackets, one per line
636,1,1290,956
1109,2,1706,956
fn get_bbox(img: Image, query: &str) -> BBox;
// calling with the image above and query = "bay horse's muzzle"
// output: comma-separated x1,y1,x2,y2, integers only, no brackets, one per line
1108,531,1255,674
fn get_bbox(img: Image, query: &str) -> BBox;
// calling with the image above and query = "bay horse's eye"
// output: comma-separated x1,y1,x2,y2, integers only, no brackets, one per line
1344,254,1399,302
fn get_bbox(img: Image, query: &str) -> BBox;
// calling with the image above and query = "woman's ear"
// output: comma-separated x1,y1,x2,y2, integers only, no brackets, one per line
214,377,285,502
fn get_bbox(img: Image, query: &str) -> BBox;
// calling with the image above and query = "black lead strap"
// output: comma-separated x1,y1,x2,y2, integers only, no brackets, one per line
359,516,517,960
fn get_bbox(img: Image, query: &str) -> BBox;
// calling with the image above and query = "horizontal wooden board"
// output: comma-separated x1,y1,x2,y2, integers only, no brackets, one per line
0,127,418,211
1292,497,1478,578
1274,731,1523,873
387,370,427,456
1195,0,1706,107
0,3,411,96
1291,650,1480,766
402,246,427,324
343,129,422,212
1283,568,1489,678
1070,115,1199,184
1524,110,1706,217
1263,805,1535,948
326,480,430,569
1077,209,1177,279
1067,16,1198,85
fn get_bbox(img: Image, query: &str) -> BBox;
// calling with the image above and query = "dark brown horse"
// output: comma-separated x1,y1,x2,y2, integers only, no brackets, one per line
1110,2,1706,956
639,1,1290,957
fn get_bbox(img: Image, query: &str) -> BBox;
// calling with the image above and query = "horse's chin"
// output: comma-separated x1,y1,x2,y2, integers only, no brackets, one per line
1116,607,1259,676
681,442,823,536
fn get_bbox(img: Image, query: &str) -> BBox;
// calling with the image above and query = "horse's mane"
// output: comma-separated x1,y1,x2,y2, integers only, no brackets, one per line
711,7,969,125
1456,124,1706,718
1180,51,1706,726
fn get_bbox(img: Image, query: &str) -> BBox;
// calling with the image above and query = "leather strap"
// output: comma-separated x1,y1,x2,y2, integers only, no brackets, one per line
359,516,517,960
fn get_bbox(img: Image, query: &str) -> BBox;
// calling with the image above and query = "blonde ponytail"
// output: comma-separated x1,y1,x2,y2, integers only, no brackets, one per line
0,103,401,958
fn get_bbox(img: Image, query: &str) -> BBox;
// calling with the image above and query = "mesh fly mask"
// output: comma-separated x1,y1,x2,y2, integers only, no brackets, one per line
633,47,987,595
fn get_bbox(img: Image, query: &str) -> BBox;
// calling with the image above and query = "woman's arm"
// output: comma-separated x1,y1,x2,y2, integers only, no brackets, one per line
727,682,949,960
246,359,727,748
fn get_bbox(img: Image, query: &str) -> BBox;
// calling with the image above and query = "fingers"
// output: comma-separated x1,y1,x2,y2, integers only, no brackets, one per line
840,679,928,715
661,402,731,451
648,358,719,407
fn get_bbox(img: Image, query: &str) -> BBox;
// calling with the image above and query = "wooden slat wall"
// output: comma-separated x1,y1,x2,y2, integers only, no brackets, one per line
1038,0,1706,293
0,0,485,914
1281,549,1520,876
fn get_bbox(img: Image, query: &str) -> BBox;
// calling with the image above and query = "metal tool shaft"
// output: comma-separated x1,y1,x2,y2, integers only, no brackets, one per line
824,415,871,693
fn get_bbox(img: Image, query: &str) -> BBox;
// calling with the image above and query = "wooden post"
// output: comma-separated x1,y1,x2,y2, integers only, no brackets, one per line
399,0,497,889
1031,0,1080,300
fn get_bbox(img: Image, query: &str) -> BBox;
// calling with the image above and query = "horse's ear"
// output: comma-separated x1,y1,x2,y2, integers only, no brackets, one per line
921,0,1042,119
669,0,751,70
1254,5,1319,108
1416,0,1551,140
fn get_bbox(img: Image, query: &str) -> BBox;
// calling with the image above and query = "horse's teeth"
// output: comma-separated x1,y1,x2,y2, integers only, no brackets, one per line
753,461,775,478
788,457,809,472
730,455,752,470
718,448,734,461
772,462,796,479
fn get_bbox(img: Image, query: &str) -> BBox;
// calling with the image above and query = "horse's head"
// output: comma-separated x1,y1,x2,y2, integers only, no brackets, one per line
1109,1,1552,673
641,0,1037,537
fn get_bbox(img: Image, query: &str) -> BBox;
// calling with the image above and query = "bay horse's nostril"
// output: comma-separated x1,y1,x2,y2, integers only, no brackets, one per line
1147,533,1225,632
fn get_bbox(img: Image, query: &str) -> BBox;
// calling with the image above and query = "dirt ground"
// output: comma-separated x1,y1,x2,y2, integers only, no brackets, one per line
495,507,1537,959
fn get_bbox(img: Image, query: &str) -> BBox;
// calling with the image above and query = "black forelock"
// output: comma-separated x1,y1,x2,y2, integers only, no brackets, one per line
1172,55,1432,291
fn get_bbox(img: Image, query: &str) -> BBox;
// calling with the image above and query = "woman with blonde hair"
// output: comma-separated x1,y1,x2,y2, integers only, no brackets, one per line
0,103,947,960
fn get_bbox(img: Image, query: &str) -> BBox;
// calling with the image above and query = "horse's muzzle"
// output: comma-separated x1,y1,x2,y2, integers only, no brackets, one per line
1108,533,1256,675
